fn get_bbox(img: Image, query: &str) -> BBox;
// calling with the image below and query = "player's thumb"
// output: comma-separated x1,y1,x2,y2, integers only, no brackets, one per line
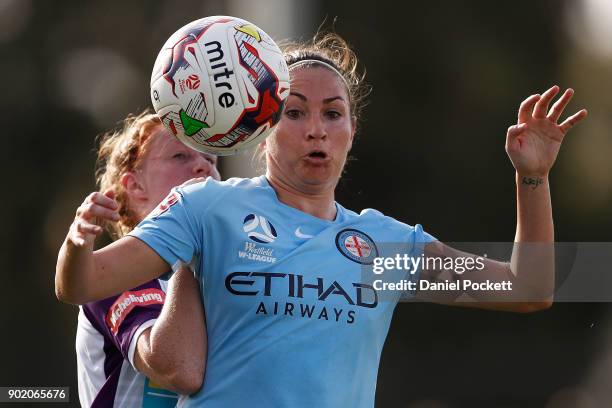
103,189,116,200
507,123,527,138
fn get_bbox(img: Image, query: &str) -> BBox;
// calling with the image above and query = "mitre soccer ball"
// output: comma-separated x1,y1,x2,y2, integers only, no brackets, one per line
150,16,290,155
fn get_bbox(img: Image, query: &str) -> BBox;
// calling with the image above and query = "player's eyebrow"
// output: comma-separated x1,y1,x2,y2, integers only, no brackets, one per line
290,92,345,104
323,96,344,104
290,92,307,101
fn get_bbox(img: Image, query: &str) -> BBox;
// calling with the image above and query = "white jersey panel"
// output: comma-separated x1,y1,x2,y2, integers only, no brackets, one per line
76,308,107,407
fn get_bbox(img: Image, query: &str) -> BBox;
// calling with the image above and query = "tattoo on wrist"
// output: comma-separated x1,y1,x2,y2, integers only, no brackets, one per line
521,176,544,190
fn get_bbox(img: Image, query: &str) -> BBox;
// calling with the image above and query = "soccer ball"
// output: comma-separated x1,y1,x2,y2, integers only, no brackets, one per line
150,16,290,156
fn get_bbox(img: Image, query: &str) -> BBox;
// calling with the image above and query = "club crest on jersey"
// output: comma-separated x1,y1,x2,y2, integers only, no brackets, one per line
335,229,378,265
243,213,277,243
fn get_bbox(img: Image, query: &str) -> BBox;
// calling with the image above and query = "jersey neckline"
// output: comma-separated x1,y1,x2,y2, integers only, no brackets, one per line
256,175,345,224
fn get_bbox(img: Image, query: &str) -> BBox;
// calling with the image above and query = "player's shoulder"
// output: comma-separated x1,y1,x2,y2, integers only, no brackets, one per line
353,207,404,227
176,176,267,212
345,207,431,239
179,176,264,198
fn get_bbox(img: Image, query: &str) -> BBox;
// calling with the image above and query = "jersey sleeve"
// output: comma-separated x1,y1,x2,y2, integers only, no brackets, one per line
81,279,166,371
129,184,204,268
409,223,436,277
393,223,437,301
412,223,437,252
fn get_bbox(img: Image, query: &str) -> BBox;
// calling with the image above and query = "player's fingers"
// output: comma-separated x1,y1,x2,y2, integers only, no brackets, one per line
72,237,86,247
90,191,119,210
559,109,588,134
75,220,103,236
80,192,118,213
103,189,116,201
533,85,560,119
77,202,120,222
547,88,574,123
518,94,541,123
84,191,115,208
69,221,101,247
84,191,100,204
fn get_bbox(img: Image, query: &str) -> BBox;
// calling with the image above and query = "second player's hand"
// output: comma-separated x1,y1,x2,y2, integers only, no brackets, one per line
506,85,588,177
68,190,119,247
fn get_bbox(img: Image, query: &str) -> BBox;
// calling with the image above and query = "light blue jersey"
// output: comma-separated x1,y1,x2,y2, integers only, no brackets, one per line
130,176,435,407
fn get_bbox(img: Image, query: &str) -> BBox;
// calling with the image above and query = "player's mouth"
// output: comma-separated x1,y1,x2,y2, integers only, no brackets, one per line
304,150,330,164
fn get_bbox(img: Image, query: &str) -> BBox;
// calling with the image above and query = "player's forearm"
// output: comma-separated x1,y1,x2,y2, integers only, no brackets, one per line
514,173,554,243
150,266,206,391
137,267,206,394
510,172,555,308
55,238,130,305
134,329,193,394
57,235,169,304
55,237,97,305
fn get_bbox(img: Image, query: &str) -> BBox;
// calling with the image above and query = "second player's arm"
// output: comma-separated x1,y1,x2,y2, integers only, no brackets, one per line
55,191,169,304
134,265,207,395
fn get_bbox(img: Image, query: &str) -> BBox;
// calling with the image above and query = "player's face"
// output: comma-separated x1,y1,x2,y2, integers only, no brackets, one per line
265,66,355,193
138,124,220,212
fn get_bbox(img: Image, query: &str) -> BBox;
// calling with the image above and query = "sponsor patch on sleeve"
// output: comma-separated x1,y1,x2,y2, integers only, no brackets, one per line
105,289,165,334
148,191,181,219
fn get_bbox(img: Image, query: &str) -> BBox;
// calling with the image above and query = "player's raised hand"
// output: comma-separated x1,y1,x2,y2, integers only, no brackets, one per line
505,85,587,176
68,190,119,247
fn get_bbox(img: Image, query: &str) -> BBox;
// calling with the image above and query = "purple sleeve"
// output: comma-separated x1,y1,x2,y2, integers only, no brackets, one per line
82,279,166,362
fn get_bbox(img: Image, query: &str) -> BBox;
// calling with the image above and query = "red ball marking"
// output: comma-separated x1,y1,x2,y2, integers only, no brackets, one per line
254,89,279,125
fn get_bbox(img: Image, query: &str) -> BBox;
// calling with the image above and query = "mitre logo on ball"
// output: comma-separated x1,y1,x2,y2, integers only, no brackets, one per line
150,16,290,156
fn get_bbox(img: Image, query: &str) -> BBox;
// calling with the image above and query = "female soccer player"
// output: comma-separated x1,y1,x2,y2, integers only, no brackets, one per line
70,111,219,407
56,34,587,407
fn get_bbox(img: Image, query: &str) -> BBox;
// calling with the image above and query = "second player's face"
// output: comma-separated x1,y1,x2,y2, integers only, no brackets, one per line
138,125,220,210
265,66,355,193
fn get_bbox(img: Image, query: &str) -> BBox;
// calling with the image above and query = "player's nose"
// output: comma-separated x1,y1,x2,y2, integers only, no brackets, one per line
192,154,215,177
306,115,327,141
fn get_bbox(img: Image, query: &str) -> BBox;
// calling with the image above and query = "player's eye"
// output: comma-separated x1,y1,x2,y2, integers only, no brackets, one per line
284,109,302,119
202,154,216,165
326,110,341,120
172,152,187,160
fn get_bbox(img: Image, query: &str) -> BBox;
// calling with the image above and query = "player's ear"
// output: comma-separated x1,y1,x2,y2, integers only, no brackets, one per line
348,115,357,150
121,172,147,200
256,140,267,162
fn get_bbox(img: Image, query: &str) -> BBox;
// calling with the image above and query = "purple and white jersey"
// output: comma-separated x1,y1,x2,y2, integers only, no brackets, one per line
76,277,179,407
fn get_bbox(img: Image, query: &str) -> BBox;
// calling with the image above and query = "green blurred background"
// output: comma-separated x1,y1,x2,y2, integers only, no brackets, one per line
1,0,611,406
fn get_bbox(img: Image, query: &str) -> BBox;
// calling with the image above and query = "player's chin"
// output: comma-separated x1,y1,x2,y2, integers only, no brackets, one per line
299,167,341,187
